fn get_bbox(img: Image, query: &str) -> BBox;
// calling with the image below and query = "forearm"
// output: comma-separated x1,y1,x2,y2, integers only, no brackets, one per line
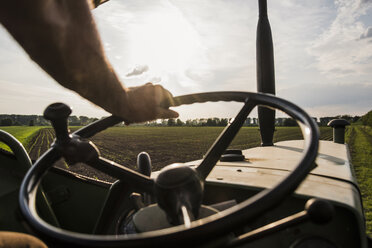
0,0,129,117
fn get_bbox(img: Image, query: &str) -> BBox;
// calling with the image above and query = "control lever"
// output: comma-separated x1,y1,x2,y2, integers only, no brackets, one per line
44,102,99,164
137,152,152,177
44,102,72,143
130,193,145,210
137,152,152,205
228,198,335,247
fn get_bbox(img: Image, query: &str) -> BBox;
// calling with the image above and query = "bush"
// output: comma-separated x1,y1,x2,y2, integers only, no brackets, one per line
360,110,372,127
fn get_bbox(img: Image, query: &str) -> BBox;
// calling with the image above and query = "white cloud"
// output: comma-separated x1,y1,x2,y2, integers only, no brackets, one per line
360,26,372,39
149,76,162,83
125,64,149,77
308,0,372,77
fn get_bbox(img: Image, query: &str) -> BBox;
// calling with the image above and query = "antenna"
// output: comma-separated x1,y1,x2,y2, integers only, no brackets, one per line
256,0,275,146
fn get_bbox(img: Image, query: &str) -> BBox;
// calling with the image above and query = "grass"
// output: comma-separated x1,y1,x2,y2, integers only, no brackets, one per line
0,126,44,152
346,125,372,236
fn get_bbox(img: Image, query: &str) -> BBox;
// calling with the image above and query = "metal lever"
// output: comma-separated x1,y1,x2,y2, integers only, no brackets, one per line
137,152,152,205
137,152,152,177
130,193,145,210
44,102,72,144
228,198,334,247
44,102,99,165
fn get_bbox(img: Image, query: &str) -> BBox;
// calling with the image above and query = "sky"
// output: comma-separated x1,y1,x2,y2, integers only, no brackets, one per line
0,0,371,120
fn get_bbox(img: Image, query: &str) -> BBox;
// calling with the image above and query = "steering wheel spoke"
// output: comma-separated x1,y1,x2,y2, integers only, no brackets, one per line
87,157,154,193
196,97,256,180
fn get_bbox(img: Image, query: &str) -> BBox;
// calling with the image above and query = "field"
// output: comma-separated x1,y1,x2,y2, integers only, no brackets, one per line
0,126,43,152
89,126,332,172
1,126,332,181
346,126,372,235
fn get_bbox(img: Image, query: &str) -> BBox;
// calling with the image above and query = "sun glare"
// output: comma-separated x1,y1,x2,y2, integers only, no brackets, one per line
127,4,204,77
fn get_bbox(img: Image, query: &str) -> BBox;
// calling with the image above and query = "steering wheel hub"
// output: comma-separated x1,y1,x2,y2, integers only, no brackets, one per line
131,204,218,233
155,164,204,225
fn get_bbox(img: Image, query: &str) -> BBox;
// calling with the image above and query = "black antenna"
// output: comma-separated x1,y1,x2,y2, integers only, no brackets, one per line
256,0,275,146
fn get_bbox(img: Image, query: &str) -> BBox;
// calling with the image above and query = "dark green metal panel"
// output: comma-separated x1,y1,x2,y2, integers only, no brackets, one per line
40,167,111,233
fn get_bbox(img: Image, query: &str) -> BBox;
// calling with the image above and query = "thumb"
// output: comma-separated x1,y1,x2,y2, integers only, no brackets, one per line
156,107,179,119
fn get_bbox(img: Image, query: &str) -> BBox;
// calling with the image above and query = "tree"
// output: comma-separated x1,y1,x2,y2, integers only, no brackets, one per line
176,119,184,126
0,118,13,126
220,118,228,126
79,116,89,126
167,118,176,126
213,118,220,126
352,116,360,123
360,110,372,127
29,119,35,126
68,116,81,126
206,118,214,126
283,118,297,126
338,115,353,122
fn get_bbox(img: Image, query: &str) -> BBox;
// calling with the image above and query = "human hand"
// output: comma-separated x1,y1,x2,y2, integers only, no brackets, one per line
122,83,179,124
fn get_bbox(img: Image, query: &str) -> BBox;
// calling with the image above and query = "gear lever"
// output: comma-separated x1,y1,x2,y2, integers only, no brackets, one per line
44,102,100,165
44,102,72,143
137,152,152,205
137,152,152,177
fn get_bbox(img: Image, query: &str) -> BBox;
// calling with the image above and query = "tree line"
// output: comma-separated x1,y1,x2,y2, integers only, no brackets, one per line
0,114,98,126
0,114,364,127
144,118,230,127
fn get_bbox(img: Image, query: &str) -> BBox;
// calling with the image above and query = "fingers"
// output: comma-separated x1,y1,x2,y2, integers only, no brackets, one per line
156,107,179,119
157,88,175,108
125,83,179,123
154,86,179,119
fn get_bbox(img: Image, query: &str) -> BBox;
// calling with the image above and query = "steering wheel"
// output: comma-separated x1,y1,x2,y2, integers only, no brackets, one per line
19,91,319,247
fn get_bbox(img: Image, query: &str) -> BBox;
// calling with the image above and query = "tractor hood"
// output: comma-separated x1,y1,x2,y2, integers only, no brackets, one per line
185,140,357,186
181,140,362,213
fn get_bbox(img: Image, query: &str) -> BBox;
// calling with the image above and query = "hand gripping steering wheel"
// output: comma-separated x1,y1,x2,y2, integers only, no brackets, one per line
19,91,319,247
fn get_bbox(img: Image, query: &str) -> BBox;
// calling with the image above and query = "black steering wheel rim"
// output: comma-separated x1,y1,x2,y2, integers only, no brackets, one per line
19,91,319,247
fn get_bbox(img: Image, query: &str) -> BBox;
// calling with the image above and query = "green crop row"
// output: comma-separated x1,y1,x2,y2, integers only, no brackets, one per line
0,126,44,152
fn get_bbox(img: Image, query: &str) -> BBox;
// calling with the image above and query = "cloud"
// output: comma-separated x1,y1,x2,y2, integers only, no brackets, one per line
185,68,213,82
125,65,149,77
278,82,372,115
149,76,162,83
360,26,372,39
308,0,372,77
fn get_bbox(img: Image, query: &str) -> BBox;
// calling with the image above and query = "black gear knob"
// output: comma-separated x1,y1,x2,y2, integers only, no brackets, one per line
137,152,152,177
154,165,203,225
44,103,72,143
